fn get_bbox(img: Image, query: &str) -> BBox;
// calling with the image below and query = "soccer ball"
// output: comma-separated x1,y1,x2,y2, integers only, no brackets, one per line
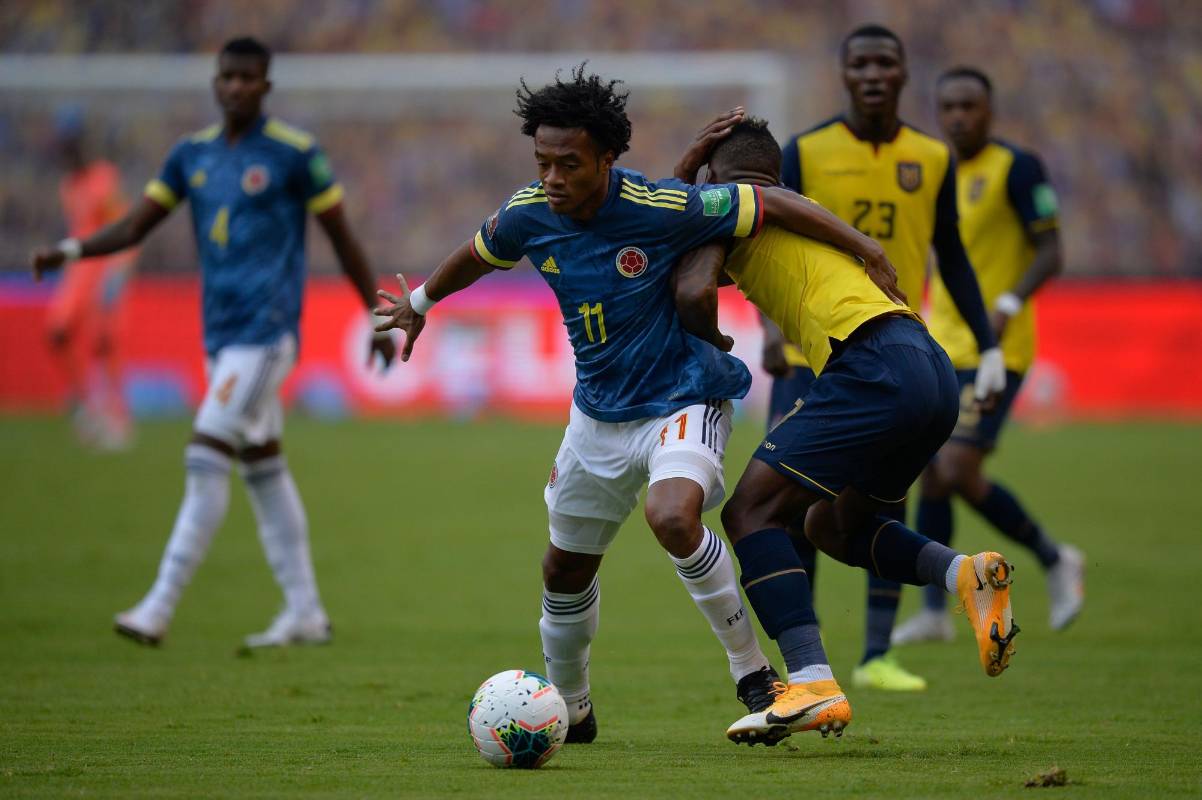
468,670,568,769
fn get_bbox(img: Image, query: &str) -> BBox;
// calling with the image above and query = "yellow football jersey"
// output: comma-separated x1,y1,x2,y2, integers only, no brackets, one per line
927,140,1059,372
726,225,918,375
778,117,953,366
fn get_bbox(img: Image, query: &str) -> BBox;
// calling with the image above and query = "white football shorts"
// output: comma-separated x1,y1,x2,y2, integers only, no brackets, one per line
194,334,296,448
545,399,733,555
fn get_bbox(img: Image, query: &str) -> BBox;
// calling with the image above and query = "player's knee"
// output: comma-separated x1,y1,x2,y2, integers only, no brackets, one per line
644,501,700,555
540,548,595,594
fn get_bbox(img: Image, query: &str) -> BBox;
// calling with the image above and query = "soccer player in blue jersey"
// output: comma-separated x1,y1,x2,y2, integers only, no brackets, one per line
374,67,902,742
31,37,394,648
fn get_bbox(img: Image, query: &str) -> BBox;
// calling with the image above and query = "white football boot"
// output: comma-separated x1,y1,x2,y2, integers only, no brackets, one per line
114,604,170,646
243,608,332,649
891,608,956,646
1047,544,1085,631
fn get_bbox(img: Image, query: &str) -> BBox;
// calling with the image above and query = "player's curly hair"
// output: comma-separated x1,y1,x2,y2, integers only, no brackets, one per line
709,116,781,178
515,63,632,159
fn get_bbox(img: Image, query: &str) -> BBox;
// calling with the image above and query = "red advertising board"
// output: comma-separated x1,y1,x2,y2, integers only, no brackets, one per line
1,276,1200,420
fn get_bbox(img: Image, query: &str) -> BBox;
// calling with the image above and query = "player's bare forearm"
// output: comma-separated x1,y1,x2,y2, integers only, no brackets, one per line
759,187,906,304
317,205,379,310
31,198,166,280
425,240,495,300
1011,228,1063,301
673,242,733,352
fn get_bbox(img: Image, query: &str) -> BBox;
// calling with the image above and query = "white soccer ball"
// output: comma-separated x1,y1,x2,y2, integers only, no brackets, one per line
468,669,568,769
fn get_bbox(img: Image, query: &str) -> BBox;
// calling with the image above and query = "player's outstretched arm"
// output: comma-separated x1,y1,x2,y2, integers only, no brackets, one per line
758,187,907,305
30,197,168,281
373,239,494,362
316,204,396,369
673,242,734,352
991,228,1063,339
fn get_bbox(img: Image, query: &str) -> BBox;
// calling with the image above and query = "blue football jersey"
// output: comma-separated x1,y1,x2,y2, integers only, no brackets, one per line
144,116,344,355
472,167,763,422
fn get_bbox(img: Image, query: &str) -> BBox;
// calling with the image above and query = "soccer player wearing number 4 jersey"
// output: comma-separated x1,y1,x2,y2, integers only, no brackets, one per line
892,67,1084,646
672,116,1020,746
31,38,395,648
374,67,905,743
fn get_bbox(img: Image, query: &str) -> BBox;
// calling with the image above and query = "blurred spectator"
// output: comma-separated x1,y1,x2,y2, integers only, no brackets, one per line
2,0,1200,277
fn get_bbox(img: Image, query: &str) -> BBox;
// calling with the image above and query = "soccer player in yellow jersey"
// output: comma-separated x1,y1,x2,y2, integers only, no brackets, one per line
770,24,1006,692
671,116,1019,746
893,68,1085,646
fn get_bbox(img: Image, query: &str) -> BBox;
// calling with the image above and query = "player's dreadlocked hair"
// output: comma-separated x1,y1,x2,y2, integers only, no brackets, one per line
515,63,632,159
709,116,781,178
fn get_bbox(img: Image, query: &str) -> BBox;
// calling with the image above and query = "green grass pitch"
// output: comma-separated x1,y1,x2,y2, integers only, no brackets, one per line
2,416,1201,798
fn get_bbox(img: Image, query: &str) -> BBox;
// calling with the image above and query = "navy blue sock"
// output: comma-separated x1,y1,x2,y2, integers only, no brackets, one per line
917,495,953,611
971,482,1060,568
788,521,819,618
732,528,819,641
848,516,957,587
862,504,904,663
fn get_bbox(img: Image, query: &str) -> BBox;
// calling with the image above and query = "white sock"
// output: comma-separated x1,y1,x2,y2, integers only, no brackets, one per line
788,664,835,684
539,577,599,724
141,444,231,618
242,455,323,617
672,526,771,682
945,554,967,593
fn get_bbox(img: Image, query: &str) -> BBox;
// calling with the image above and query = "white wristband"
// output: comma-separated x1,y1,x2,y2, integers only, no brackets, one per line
409,283,436,316
994,292,1023,317
58,238,83,262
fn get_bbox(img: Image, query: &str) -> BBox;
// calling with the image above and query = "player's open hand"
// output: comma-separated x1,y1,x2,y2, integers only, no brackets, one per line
374,274,426,362
674,107,746,183
858,241,908,306
30,246,67,282
368,329,397,371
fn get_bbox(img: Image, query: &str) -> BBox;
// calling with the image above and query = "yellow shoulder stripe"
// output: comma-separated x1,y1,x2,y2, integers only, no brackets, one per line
263,118,315,151
189,124,221,143
620,178,688,199
473,231,517,269
507,196,548,209
307,183,344,215
619,192,686,211
1029,217,1059,233
144,179,178,210
733,184,758,237
510,186,545,199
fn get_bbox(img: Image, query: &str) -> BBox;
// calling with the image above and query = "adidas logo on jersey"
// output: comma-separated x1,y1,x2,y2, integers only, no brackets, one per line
541,256,560,274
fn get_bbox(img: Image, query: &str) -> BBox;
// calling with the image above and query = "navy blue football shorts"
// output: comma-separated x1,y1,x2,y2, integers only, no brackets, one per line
949,368,1025,451
767,366,817,431
756,315,959,504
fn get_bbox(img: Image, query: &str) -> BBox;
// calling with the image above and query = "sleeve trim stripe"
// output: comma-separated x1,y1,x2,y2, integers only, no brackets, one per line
1029,217,1059,233
307,183,345,215
733,184,758,238
619,192,686,211
144,179,178,210
472,231,517,269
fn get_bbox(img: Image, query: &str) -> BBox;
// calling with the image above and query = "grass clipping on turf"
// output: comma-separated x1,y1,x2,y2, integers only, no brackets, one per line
1025,767,1068,788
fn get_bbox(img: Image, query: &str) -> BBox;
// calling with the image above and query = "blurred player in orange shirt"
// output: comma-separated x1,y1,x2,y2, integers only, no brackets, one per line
45,108,135,449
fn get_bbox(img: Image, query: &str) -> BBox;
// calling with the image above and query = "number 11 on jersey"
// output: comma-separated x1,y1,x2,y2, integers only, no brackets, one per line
578,301,607,344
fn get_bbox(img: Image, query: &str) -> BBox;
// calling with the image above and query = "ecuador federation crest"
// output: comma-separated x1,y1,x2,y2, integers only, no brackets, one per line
896,161,922,193
241,164,270,195
615,246,648,278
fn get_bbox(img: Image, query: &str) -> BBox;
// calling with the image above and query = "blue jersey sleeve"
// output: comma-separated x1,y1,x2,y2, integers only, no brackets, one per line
471,186,541,270
665,181,763,251
301,144,345,216
1006,149,1059,234
932,160,995,351
144,140,188,211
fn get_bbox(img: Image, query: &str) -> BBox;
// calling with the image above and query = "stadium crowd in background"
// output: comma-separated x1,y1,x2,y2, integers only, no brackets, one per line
2,0,1200,278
